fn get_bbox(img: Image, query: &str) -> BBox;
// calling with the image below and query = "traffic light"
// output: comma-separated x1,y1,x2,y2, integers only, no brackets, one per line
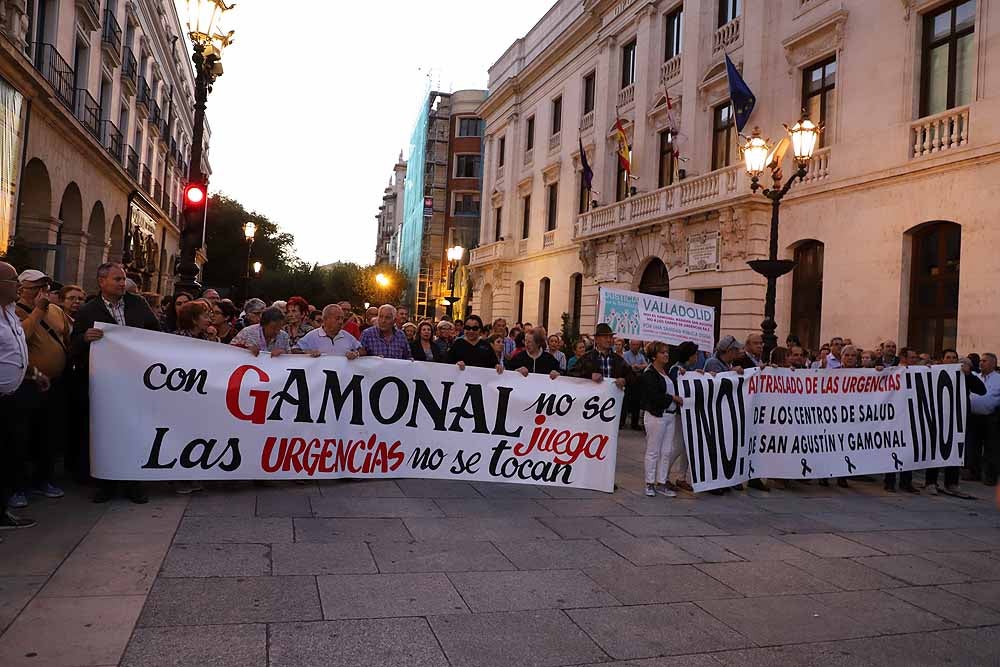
181,182,208,247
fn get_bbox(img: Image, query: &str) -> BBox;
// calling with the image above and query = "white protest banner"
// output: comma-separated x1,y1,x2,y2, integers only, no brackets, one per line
89,324,622,492
678,366,967,491
597,287,715,353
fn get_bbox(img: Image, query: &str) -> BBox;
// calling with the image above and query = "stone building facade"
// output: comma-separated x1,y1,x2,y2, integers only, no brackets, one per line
0,0,210,298
470,0,999,355
375,151,406,266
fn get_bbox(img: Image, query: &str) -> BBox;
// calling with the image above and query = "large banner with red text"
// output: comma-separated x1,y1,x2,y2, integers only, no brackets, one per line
89,324,622,492
679,366,968,492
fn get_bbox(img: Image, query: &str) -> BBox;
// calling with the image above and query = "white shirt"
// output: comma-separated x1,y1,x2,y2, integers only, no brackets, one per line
826,353,842,369
0,303,29,395
294,327,362,356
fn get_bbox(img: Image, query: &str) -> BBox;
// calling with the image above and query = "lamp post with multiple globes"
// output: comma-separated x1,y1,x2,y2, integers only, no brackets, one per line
242,220,256,303
444,245,465,320
740,114,820,361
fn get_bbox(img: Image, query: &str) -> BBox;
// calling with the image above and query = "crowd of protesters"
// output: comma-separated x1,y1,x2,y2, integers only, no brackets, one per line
1,259,997,533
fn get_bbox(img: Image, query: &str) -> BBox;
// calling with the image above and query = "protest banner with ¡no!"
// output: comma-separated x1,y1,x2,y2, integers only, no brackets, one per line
89,324,623,492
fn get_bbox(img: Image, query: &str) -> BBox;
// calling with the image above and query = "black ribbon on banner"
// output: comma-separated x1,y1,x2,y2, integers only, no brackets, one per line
891,453,903,471
800,458,812,476
844,456,857,474
749,460,755,476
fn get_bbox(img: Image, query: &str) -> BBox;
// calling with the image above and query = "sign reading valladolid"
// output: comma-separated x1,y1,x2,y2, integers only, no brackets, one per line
678,366,968,491
597,287,715,353
89,325,622,492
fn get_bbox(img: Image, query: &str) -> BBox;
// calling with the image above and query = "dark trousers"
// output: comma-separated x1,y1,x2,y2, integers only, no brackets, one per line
622,385,641,429
967,413,999,479
924,466,960,487
884,471,913,489
2,379,55,495
66,369,91,481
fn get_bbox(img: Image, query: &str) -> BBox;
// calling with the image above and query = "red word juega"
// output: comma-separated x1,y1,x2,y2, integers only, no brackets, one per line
513,415,609,465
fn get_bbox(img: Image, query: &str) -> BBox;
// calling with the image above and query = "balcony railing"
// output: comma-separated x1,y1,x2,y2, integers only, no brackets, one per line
580,110,594,132
33,44,74,110
800,146,831,185
127,147,140,179
101,9,122,64
73,88,100,138
661,54,682,84
136,78,151,115
470,239,513,265
543,230,555,248
153,180,162,204
574,164,750,240
518,239,528,255
99,120,124,163
548,132,561,152
524,147,534,166
148,101,161,130
713,17,742,54
617,83,635,108
141,165,152,193
910,106,970,159
496,164,504,181
121,47,138,94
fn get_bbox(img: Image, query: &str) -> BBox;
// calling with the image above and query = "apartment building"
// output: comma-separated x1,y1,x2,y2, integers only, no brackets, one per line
374,151,406,266
470,0,998,354
0,0,210,297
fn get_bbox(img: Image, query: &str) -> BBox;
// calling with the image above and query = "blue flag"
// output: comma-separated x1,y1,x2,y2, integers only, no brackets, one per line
579,137,593,191
725,54,756,134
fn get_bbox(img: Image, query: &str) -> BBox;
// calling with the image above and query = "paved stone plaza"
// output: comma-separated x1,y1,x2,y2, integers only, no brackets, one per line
1,431,999,666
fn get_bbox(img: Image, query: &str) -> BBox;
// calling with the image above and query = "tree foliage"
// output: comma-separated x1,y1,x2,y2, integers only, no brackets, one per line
200,193,406,308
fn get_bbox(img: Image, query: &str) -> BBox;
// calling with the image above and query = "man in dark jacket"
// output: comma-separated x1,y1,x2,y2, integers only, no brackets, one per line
569,323,634,391
71,263,161,504
508,330,560,377
447,314,495,369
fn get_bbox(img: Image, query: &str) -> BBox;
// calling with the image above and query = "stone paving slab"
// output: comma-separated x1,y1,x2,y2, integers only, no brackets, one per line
941,581,1000,612
316,480,405,497
695,560,840,597
0,577,45,633
317,572,468,619
918,549,1000,580
428,609,608,667
184,492,258,517
608,515,729,537
706,534,813,561
568,602,752,660
404,517,560,541
121,623,267,667
271,542,377,575
776,532,885,558
697,513,782,535
598,535,703,565
369,540,515,573
138,576,322,626
887,585,1000,626
310,496,444,518
783,555,907,591
469,481,552,499
173,516,293,544
268,618,449,667
255,493,313,517
538,516,634,539
0,594,146,667
395,479,483,498
584,562,741,605
538,498,637,517
810,589,954,635
448,569,620,611
669,536,745,563
39,529,172,597
160,543,271,577
293,517,412,542
433,498,554,517
934,626,1000,664
854,554,970,585
494,538,630,570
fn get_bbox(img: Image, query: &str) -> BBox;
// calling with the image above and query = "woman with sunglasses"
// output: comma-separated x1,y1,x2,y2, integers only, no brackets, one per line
448,314,498,370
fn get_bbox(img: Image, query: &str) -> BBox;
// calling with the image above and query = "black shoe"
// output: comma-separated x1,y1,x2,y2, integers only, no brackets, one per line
748,479,769,492
819,479,830,487
837,478,850,488
709,489,726,496
0,510,37,529
125,485,149,504
900,483,920,494
92,488,114,503
883,481,897,492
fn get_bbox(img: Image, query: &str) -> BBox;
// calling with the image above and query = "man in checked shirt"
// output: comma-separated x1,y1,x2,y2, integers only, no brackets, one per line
569,322,633,391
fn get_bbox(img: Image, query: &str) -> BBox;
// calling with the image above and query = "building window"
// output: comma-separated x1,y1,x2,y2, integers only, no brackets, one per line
521,195,531,239
526,116,535,150
579,171,590,214
515,281,524,323
921,0,975,117
538,277,551,330
583,72,596,114
908,222,961,354
803,57,837,146
494,206,502,241
551,96,562,135
665,7,683,60
712,103,737,170
790,241,824,353
546,183,558,231
455,154,482,178
458,117,483,137
658,130,675,188
621,40,637,88
718,0,741,27
616,158,629,202
453,193,480,216
569,273,582,334
497,136,505,167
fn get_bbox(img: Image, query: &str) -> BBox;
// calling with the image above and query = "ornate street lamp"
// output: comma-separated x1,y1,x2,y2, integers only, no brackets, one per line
252,260,262,276
175,0,235,296
242,220,256,302
443,245,465,319
741,113,821,360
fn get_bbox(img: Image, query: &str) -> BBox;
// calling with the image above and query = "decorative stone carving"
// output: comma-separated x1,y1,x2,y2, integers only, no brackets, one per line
578,240,597,278
720,207,748,260
491,264,506,289
0,0,30,50
663,221,686,269
471,268,485,293
595,251,618,284
782,10,848,73
616,230,636,272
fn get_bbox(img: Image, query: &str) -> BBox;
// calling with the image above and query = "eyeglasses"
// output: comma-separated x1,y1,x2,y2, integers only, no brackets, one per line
465,325,481,331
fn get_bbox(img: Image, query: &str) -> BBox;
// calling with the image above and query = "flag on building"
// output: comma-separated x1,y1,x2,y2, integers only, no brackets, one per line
579,137,593,191
724,54,756,134
613,118,631,173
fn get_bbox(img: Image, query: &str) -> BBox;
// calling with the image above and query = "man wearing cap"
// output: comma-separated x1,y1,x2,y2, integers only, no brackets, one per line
11,269,72,506
704,335,744,373
569,323,634,391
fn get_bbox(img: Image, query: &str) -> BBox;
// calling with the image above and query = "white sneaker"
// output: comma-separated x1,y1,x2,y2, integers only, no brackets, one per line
645,484,656,497
657,485,677,498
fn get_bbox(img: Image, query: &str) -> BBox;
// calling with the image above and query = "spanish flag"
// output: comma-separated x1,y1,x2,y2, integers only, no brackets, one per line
613,118,630,173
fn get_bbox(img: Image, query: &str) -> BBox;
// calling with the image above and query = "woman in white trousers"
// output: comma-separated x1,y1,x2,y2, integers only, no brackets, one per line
640,342,684,497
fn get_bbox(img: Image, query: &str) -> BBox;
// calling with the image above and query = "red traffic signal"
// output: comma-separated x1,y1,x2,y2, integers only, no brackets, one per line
184,183,206,206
